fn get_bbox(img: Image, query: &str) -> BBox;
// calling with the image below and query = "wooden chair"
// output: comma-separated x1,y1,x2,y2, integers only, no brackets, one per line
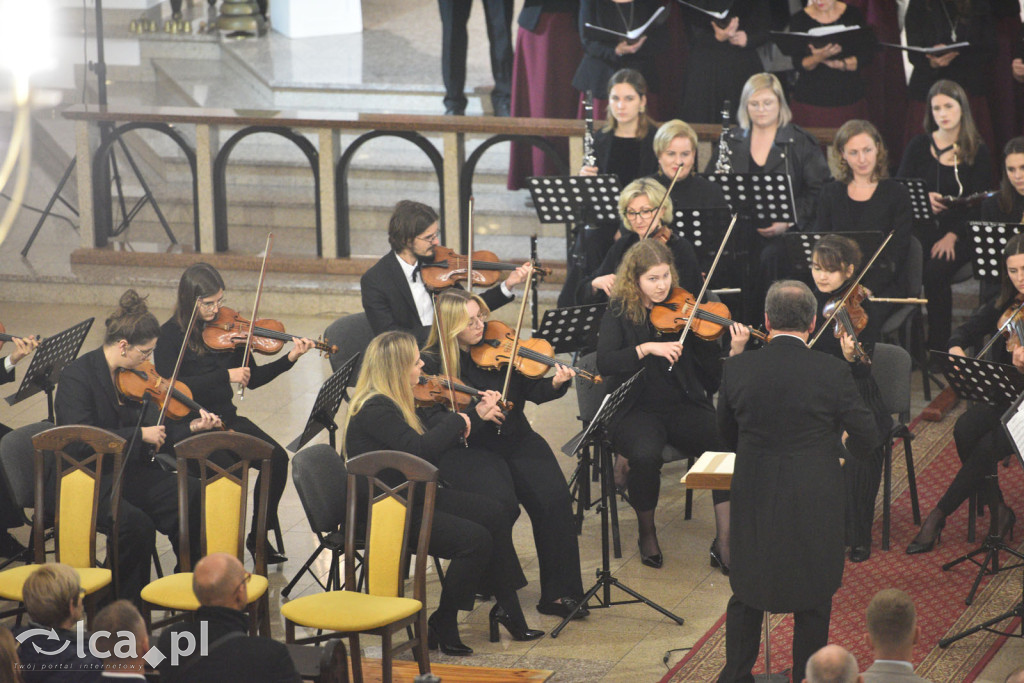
139,431,273,636
282,450,438,683
0,425,125,622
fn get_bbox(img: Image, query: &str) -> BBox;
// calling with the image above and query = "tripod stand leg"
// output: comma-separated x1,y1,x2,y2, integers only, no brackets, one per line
112,136,177,243
938,602,1024,648
22,158,78,257
605,576,685,624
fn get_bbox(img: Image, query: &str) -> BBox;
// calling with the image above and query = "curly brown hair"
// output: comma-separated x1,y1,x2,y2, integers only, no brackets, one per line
609,240,678,325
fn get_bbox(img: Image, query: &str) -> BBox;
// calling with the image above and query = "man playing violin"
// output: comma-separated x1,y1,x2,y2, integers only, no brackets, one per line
361,200,531,345
0,333,39,558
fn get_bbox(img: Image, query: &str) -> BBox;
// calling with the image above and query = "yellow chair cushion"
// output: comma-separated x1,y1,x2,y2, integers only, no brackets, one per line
0,565,110,602
141,571,268,611
282,591,422,632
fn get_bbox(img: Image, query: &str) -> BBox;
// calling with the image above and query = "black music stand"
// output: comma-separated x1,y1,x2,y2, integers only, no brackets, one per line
970,221,1018,282
5,318,94,422
783,231,885,279
929,352,1024,607
700,173,796,227
670,207,734,270
286,353,360,452
553,369,685,637
526,174,622,260
535,303,608,358
893,178,934,223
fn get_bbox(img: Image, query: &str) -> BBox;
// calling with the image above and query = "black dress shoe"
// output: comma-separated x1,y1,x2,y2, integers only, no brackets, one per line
639,539,663,568
426,612,473,656
536,597,590,620
709,538,729,575
246,533,287,564
489,605,545,642
906,510,945,555
849,545,871,563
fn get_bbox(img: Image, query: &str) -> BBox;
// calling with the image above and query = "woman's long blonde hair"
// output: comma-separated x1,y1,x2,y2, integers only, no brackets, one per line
343,331,423,455
609,240,678,325
423,288,489,380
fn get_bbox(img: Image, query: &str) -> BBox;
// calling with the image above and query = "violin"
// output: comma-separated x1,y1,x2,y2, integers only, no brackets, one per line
649,288,769,342
419,246,551,291
822,284,870,364
997,296,1024,352
202,307,337,355
115,361,215,422
413,374,514,412
470,320,602,383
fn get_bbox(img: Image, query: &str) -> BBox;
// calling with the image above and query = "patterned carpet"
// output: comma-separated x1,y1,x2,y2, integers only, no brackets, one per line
662,404,1024,682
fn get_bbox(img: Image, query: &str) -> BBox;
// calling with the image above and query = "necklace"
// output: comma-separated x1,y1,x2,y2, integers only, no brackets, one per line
613,0,635,31
937,0,958,43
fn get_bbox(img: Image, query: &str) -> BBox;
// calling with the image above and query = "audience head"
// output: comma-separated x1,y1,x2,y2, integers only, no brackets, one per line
346,330,424,446
998,232,1024,308
610,239,678,324
865,588,919,660
0,626,22,683
618,177,672,237
765,280,817,334
924,79,981,165
23,563,83,630
998,136,1024,215
803,644,860,683
103,289,159,354
192,553,250,611
810,235,861,294
738,72,791,131
93,600,148,672
832,119,889,184
387,200,440,255
604,69,654,138
654,119,700,179
174,262,226,352
1005,666,1024,683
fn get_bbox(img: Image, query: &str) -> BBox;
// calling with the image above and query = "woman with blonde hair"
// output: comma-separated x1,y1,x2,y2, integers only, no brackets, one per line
344,331,542,655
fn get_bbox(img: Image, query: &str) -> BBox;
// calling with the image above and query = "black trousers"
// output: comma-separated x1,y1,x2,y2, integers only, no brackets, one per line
938,403,1009,516
487,430,583,602
0,422,24,530
438,0,513,112
843,374,893,548
212,415,289,534
917,225,973,351
437,446,520,523
613,402,727,512
718,594,832,683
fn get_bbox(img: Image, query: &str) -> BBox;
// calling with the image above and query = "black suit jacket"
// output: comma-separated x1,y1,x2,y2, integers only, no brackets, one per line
717,335,880,612
361,252,513,346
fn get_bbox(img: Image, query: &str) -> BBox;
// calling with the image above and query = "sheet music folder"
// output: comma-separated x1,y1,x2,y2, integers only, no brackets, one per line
1001,389,1024,471
880,41,970,55
681,451,734,490
770,26,866,55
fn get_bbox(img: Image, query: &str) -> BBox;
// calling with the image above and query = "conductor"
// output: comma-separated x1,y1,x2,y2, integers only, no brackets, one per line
716,280,882,682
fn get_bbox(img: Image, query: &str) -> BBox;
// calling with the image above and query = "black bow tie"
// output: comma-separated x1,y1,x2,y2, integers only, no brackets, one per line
411,261,422,283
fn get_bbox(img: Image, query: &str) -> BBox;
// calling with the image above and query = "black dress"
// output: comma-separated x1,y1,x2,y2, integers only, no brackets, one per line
981,191,1024,223
575,231,702,306
678,0,770,123
783,5,875,108
572,0,666,99
904,0,995,101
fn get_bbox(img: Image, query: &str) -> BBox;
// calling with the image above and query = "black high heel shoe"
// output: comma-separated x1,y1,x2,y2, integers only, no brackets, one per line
426,612,473,656
488,605,545,643
246,533,286,564
997,504,1017,542
906,510,945,555
638,539,663,568
709,538,729,575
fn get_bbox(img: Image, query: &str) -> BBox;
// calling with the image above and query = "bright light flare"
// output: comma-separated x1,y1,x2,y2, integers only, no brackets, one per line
0,0,55,97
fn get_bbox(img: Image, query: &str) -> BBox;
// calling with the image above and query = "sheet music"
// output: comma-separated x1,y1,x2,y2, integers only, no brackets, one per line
1001,390,1024,471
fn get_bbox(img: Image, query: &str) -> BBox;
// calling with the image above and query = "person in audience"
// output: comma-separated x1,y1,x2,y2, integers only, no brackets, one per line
861,588,930,682
782,0,876,129
897,79,992,353
93,601,148,682
438,0,513,116
344,331,543,655
982,136,1024,223
597,239,736,571
0,626,22,683
678,0,770,124
361,200,529,345
16,563,102,682
804,644,862,683
156,554,300,683
707,72,831,323
0,334,38,559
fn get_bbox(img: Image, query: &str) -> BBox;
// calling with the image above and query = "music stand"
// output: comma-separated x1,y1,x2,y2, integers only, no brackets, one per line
893,178,934,223
6,318,94,422
670,207,734,269
929,352,1024,607
783,231,885,279
286,353,360,452
969,221,1018,282
700,173,796,226
553,369,686,637
526,175,621,260
535,303,607,357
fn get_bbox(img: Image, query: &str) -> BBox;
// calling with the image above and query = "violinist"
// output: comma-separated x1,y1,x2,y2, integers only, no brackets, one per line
54,290,219,604
360,200,530,345
343,331,542,655
422,288,588,620
906,233,1024,555
576,177,701,305
154,263,316,564
981,136,1024,224
596,240,737,571
0,332,38,558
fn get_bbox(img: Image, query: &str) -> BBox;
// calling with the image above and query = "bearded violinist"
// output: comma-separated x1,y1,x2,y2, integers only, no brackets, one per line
360,200,531,346
0,332,39,558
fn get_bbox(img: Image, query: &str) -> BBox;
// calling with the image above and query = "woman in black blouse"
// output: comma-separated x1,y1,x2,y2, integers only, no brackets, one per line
154,263,317,564
782,0,876,129
897,79,993,352
906,233,1023,555
343,331,542,654
423,288,588,621
650,118,729,211
597,240,741,571
981,136,1024,223
814,119,913,304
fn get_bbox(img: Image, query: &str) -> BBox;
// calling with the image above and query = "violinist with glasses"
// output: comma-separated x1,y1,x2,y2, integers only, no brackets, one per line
906,233,1024,555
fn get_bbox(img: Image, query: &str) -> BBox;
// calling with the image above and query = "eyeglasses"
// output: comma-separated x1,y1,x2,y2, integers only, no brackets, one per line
624,207,656,221
198,297,226,311
132,345,155,359
415,231,440,243
235,572,252,593
467,315,488,328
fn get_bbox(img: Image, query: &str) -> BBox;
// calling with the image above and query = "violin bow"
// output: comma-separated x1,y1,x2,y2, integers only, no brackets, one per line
809,231,894,349
976,296,1024,358
498,266,537,410
239,232,273,400
670,213,738,370
431,294,466,446
644,164,682,240
157,297,203,428
467,196,474,294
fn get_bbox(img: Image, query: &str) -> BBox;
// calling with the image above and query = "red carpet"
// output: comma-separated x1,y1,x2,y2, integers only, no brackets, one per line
662,405,1024,682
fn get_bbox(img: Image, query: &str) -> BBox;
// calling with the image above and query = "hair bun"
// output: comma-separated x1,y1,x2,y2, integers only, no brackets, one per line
118,289,149,316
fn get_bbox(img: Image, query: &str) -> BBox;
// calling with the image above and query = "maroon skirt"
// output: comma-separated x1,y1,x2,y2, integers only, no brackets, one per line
789,99,869,131
507,11,583,190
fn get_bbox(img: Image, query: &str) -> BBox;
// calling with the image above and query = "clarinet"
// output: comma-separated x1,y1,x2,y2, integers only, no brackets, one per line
583,91,596,168
714,99,733,174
